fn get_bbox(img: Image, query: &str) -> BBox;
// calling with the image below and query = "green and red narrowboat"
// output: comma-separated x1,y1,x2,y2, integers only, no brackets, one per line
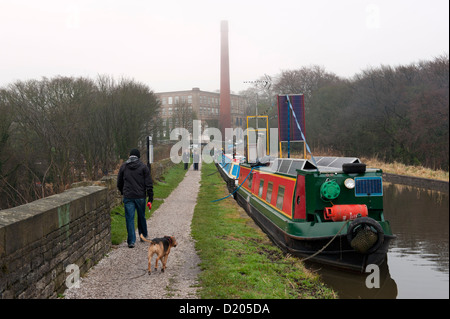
225,156,395,272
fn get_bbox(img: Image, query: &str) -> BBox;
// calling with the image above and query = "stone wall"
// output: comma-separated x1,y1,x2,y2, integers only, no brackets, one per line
0,157,179,299
0,186,110,299
383,173,449,193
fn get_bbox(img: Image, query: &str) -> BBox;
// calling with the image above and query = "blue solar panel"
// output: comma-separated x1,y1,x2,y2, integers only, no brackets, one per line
355,177,383,196
277,95,305,142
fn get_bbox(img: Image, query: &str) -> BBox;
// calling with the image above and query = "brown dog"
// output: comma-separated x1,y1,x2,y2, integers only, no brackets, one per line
140,234,177,274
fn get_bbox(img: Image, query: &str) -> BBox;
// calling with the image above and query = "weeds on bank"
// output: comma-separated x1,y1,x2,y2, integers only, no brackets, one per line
110,162,190,245
191,163,336,299
361,157,449,181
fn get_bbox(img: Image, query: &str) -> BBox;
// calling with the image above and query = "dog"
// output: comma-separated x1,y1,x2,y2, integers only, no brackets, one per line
140,234,177,274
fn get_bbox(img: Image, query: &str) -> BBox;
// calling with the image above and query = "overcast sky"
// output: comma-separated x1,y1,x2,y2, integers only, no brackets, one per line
0,0,448,93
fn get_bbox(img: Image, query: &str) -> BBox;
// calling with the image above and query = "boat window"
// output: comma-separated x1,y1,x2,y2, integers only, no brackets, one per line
258,179,264,197
248,172,253,189
266,182,273,203
276,186,285,210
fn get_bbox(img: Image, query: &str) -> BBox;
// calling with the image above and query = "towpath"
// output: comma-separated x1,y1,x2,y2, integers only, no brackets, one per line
64,163,202,299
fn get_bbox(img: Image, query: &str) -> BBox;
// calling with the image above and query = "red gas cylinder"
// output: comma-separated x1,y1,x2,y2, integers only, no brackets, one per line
324,204,368,222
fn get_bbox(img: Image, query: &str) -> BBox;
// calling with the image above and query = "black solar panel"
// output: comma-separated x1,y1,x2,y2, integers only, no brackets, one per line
258,156,361,176
314,156,360,170
279,159,292,174
288,160,308,176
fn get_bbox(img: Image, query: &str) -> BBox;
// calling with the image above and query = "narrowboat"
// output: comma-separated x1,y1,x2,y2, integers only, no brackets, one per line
216,152,244,192
228,156,395,272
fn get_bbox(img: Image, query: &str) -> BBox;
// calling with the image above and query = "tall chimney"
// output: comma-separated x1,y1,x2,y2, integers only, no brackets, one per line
219,20,231,138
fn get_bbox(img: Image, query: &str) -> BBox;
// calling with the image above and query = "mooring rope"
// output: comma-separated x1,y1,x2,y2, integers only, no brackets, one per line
211,165,262,203
298,220,350,262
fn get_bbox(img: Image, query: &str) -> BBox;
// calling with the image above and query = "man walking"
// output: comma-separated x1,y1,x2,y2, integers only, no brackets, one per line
117,149,153,248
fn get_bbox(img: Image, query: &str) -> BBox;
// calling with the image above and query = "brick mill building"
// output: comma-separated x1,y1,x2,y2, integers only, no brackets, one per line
155,87,249,137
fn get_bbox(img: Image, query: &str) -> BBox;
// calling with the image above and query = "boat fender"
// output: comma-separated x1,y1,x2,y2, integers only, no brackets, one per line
346,217,384,254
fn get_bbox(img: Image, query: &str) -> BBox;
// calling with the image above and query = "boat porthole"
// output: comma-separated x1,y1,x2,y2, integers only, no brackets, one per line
296,196,301,205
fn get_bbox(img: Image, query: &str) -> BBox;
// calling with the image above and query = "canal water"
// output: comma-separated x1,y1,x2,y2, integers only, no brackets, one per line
306,182,449,299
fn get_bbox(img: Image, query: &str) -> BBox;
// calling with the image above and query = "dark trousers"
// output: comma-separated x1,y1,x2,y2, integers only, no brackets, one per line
123,197,147,245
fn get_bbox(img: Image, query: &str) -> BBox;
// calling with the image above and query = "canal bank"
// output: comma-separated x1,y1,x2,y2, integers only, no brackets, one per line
383,173,448,193
191,163,336,299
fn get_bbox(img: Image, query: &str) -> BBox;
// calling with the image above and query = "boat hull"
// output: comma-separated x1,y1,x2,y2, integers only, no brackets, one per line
215,162,237,193
235,190,394,272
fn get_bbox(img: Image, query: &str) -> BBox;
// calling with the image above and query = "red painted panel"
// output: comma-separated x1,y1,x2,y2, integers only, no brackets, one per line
238,167,296,218
294,175,306,220
239,167,251,191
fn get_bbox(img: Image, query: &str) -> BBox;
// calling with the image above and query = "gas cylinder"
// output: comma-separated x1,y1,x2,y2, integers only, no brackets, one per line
324,204,368,222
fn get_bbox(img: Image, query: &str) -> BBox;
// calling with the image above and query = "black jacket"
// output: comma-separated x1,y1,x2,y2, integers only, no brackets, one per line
117,156,153,202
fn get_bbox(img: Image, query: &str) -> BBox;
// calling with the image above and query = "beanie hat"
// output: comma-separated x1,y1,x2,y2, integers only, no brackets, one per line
130,148,140,158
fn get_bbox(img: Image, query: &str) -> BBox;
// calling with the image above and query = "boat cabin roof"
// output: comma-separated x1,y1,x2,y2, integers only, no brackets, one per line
252,156,375,177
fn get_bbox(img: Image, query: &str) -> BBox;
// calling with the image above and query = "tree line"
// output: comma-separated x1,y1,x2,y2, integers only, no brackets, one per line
1,56,447,209
240,55,449,171
0,75,159,209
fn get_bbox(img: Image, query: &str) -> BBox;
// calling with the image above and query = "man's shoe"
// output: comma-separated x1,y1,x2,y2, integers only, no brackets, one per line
128,243,135,248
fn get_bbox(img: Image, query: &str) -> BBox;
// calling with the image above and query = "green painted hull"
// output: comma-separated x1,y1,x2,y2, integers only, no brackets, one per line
239,185,393,239
227,158,395,272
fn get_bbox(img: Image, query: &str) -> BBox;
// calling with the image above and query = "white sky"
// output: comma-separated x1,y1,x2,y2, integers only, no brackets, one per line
0,0,448,93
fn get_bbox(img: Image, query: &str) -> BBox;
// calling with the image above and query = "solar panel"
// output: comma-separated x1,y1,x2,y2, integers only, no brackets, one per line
277,95,305,142
355,177,383,196
279,159,292,174
288,160,309,176
315,157,336,166
257,156,363,176
314,156,360,170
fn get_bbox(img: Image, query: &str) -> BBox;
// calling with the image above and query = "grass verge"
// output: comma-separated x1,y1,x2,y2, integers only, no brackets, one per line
110,162,190,245
191,163,336,299
362,157,449,181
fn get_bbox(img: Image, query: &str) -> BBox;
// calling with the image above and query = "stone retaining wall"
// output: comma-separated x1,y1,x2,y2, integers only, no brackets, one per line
0,157,177,299
0,186,110,299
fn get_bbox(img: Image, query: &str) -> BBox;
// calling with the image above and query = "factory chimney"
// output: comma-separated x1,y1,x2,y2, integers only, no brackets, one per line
219,20,231,138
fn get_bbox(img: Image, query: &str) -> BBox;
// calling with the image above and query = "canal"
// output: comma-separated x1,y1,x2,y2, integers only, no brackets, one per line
305,182,449,299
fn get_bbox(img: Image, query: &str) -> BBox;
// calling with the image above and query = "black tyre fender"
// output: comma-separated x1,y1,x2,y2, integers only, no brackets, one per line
347,217,384,254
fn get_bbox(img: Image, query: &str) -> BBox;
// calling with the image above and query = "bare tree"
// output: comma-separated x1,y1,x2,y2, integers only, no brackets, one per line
171,101,197,135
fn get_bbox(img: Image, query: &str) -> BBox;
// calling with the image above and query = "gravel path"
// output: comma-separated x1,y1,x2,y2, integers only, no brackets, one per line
64,163,202,299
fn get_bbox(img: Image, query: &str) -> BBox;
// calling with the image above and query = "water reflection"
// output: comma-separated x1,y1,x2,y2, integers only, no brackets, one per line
384,183,449,276
308,183,449,299
384,183,449,299
305,259,398,299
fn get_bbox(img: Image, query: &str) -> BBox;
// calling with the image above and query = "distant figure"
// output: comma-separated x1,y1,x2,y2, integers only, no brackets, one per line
182,149,190,170
117,149,154,248
193,149,200,171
